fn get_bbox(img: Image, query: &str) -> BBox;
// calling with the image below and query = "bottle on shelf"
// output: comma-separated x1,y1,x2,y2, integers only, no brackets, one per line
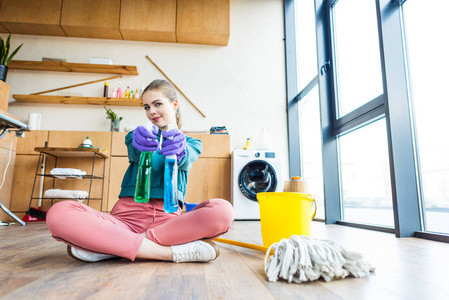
111,83,118,98
117,82,122,98
125,86,131,98
103,82,109,98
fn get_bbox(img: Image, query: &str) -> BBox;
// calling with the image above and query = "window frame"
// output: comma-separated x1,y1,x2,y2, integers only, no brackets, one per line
290,0,425,237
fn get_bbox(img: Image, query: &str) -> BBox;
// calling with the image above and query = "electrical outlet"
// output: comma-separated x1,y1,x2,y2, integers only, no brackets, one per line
16,131,25,138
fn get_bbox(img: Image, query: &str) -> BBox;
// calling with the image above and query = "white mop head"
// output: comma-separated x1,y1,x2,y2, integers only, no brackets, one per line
264,235,375,283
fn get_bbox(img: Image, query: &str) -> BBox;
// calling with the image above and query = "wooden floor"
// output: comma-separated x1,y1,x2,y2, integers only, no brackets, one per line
1,221,449,300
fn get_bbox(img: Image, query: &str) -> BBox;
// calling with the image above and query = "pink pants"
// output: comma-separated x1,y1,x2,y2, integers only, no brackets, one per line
46,197,234,261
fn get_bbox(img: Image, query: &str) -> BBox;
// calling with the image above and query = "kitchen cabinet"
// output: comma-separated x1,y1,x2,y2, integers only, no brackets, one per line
107,156,128,211
0,0,66,36
60,0,121,40
107,131,127,211
0,24,8,33
184,134,230,203
0,125,17,222
177,0,230,46
15,130,49,155
0,80,10,112
120,0,176,43
47,131,112,150
10,155,40,215
0,82,18,222
10,131,49,219
0,0,230,46
184,158,230,203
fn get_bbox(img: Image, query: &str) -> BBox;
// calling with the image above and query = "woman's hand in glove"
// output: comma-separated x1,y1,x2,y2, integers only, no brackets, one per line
132,125,159,152
160,129,186,163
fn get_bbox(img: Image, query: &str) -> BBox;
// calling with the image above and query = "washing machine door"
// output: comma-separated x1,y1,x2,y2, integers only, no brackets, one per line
238,160,277,201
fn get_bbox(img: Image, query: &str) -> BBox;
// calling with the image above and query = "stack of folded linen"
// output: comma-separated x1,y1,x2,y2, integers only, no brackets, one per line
44,189,89,202
50,168,87,179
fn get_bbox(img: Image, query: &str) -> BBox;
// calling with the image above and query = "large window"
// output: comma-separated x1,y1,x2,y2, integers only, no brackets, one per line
339,119,393,227
287,0,449,241
296,0,318,91
299,87,325,219
403,0,449,234
332,0,383,117
330,0,391,228
295,0,325,219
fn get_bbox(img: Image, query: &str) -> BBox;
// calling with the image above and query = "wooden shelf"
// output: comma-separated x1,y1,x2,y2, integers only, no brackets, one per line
8,60,139,75
13,94,142,107
34,147,109,158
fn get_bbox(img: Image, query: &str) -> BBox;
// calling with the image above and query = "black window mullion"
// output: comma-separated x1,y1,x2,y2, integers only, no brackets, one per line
332,95,386,136
315,0,342,224
285,0,301,178
378,0,421,237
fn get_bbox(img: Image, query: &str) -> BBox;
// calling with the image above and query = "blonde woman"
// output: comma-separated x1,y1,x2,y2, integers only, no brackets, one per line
47,79,234,263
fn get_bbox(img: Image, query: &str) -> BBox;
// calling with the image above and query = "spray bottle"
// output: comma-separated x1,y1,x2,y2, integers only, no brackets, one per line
111,83,118,98
134,125,153,203
163,124,179,213
117,82,122,98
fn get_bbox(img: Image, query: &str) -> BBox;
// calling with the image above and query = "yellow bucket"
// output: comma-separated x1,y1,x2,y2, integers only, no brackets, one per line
257,192,316,247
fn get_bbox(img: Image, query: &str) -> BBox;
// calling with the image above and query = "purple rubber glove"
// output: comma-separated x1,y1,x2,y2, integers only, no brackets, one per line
132,125,159,152
160,129,186,163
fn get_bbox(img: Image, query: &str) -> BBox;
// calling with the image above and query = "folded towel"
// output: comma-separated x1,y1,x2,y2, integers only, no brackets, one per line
53,175,84,179
50,168,87,176
44,189,89,200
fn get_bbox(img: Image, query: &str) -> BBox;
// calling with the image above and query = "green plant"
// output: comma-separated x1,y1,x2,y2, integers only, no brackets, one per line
0,34,23,66
104,106,123,122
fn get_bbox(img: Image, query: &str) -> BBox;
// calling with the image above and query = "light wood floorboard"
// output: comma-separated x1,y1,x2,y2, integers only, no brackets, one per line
1,221,449,299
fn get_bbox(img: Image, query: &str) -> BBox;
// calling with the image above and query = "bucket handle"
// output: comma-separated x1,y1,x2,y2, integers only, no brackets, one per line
309,195,317,220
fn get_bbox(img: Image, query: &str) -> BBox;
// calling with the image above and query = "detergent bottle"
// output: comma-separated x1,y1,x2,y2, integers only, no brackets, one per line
103,82,109,97
243,138,252,150
163,123,179,213
134,125,153,203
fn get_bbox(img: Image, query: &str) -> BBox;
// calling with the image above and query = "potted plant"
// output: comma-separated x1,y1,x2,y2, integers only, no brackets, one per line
104,106,123,132
0,34,23,82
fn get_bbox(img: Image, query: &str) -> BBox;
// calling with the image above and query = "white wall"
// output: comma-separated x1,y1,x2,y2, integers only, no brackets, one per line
4,0,289,177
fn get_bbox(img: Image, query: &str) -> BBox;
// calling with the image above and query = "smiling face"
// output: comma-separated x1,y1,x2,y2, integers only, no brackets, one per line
142,89,178,131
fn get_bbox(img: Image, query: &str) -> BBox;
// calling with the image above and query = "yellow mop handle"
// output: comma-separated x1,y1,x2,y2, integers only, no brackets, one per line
214,237,273,254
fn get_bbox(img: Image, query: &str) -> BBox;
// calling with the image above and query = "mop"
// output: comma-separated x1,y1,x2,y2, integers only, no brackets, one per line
215,235,375,283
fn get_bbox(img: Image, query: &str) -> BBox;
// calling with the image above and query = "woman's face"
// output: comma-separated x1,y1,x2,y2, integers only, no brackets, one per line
142,89,177,131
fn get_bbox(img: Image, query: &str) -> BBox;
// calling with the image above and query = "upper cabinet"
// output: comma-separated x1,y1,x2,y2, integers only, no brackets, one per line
177,0,230,46
0,0,230,46
0,0,66,36
120,0,176,43
0,24,8,34
60,0,121,40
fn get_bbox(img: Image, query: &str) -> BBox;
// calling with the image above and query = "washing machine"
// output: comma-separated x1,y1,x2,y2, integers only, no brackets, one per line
231,149,283,220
